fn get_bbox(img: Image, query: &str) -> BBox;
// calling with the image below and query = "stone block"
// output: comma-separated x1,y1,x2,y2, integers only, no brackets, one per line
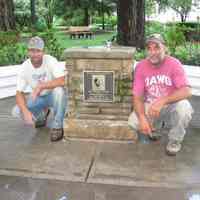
64,47,136,141
64,118,136,141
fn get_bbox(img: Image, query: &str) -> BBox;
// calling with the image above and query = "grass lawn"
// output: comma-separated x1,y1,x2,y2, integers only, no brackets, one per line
54,31,116,49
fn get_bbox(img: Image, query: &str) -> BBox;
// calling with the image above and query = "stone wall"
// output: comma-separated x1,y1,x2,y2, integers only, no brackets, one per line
64,47,137,141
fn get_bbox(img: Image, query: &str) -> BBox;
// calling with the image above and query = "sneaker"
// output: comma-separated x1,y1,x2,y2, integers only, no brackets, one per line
166,140,182,156
35,109,50,128
50,128,64,142
149,131,162,141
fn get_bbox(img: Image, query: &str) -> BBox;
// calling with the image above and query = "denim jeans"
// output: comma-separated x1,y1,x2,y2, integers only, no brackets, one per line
128,99,194,142
12,87,67,129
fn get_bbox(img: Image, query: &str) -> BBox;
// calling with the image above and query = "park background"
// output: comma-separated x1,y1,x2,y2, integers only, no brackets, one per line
0,0,200,66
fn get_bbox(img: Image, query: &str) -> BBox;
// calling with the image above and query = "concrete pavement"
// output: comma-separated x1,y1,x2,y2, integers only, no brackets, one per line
0,97,200,199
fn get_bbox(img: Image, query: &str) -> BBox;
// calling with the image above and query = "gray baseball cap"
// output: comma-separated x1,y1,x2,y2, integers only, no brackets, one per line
146,33,165,45
28,36,44,50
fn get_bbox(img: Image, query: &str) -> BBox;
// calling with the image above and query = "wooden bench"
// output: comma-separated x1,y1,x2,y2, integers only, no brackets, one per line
68,26,93,39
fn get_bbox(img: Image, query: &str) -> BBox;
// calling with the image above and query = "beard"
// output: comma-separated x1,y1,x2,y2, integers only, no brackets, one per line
148,52,165,66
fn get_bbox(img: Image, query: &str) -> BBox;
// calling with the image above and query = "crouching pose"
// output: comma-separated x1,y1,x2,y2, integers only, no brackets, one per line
128,34,193,155
12,36,67,142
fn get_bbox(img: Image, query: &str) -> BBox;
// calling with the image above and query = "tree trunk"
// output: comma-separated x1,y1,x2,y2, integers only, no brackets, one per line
30,0,36,26
101,0,105,30
83,7,90,26
0,0,15,31
117,0,145,49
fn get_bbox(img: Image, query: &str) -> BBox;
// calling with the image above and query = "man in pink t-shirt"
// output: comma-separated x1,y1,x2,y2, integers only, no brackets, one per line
128,33,193,156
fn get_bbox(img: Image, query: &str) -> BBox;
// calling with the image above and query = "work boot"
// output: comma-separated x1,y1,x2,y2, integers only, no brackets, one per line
166,139,182,156
50,128,64,142
35,109,50,128
149,130,162,141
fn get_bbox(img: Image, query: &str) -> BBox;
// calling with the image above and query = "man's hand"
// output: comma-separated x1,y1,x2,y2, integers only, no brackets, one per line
23,109,34,126
148,99,165,118
31,84,43,101
139,115,152,135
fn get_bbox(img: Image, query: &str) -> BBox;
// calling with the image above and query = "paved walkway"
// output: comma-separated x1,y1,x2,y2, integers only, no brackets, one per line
0,97,200,199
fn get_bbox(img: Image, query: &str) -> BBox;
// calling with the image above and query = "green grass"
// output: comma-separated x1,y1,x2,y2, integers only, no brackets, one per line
55,31,116,49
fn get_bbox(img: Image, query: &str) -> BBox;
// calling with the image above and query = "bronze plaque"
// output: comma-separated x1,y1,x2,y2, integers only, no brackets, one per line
83,71,114,102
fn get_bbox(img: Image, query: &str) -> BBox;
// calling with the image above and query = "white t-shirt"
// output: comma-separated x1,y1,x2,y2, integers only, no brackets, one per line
17,55,65,95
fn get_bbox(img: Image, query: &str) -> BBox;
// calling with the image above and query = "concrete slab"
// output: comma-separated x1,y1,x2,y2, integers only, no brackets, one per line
88,129,200,188
0,114,96,183
1,96,200,195
1,175,200,200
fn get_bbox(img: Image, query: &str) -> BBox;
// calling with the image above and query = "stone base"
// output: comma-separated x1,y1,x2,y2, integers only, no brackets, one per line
64,118,137,141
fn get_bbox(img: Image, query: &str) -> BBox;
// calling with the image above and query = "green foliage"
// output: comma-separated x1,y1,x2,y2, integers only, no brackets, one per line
14,0,31,29
0,31,27,66
174,43,200,66
62,9,85,26
145,0,157,18
145,21,166,36
0,44,27,66
93,15,117,30
38,0,56,29
0,31,20,46
134,50,146,61
176,22,200,29
164,25,186,54
34,18,48,32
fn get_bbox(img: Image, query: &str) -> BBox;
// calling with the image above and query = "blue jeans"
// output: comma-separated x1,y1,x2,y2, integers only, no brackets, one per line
12,87,67,129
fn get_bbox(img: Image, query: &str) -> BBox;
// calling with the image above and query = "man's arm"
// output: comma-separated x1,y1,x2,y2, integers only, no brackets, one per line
31,76,65,101
134,95,152,134
16,91,34,125
148,86,192,118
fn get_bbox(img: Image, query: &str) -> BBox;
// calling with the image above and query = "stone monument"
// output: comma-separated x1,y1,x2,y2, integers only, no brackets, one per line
64,46,137,141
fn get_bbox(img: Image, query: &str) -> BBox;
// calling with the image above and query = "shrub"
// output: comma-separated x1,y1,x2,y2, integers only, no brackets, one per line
164,25,186,55
0,31,20,46
145,21,165,36
0,43,27,66
34,18,48,32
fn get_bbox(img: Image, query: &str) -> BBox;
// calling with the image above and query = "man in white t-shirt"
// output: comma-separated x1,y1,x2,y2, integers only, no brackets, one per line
12,36,67,142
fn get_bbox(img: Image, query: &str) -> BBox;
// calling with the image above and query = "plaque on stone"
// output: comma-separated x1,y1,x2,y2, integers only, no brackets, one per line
83,71,114,102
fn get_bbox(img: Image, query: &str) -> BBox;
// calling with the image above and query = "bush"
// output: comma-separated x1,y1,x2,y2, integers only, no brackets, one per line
167,22,200,42
0,43,27,66
34,18,48,32
164,25,186,55
134,50,146,61
93,15,117,30
145,21,165,37
62,9,84,26
178,44,200,66
0,31,20,46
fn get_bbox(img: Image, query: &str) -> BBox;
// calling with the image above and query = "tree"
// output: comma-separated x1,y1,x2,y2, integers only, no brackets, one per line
117,0,145,49
156,0,197,22
30,0,36,26
41,0,56,29
55,0,116,27
14,0,30,28
146,0,157,19
97,0,116,30
0,0,16,31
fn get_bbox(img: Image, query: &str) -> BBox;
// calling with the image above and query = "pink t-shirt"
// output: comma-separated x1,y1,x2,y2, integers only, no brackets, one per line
133,56,189,103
